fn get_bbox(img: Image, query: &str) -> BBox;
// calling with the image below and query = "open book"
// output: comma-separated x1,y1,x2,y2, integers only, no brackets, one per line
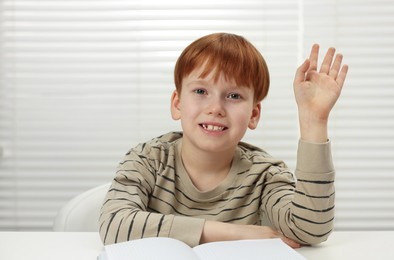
98,237,306,260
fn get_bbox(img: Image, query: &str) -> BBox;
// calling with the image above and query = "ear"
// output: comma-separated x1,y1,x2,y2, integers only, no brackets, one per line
170,90,181,120
248,102,261,130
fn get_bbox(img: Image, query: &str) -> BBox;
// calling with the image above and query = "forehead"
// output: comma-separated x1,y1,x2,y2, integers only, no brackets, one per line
184,64,240,87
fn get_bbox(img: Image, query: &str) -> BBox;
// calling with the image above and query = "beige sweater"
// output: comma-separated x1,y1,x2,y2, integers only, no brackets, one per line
99,132,335,247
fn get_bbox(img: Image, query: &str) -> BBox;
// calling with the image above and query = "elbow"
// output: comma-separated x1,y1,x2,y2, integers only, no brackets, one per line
299,225,334,246
98,210,117,246
303,230,332,246
294,210,335,246
289,216,335,246
98,217,110,246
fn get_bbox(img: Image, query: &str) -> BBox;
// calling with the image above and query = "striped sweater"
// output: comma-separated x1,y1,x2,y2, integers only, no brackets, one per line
99,132,335,247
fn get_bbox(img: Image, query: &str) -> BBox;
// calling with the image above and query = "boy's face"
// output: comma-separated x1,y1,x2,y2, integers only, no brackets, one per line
171,66,261,154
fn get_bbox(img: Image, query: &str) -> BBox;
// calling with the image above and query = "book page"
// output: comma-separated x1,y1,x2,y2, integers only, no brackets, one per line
99,237,200,260
193,238,306,260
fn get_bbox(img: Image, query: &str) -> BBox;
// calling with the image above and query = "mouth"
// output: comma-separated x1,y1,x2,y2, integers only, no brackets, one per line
200,124,227,132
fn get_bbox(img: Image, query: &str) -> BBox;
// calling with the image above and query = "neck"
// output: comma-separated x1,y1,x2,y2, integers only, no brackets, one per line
180,141,235,191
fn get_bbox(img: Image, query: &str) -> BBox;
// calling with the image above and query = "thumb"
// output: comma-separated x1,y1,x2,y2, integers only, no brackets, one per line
293,58,310,85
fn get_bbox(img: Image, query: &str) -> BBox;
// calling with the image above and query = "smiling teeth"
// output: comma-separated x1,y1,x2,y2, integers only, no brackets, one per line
203,124,225,131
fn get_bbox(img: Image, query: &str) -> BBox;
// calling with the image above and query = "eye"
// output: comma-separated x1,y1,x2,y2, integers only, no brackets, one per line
194,89,207,95
227,93,242,100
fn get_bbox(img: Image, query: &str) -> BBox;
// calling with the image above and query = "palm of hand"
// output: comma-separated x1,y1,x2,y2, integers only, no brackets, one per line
294,45,349,121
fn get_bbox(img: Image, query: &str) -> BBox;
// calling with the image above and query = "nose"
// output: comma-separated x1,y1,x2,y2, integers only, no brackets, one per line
205,96,226,117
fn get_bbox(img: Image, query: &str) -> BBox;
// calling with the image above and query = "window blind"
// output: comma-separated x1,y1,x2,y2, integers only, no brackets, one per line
302,0,394,230
1,0,393,232
0,0,299,230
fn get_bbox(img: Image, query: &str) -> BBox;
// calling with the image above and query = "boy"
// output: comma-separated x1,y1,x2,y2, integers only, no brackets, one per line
99,33,348,248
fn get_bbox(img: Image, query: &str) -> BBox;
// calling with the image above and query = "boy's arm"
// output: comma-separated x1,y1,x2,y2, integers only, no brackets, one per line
293,44,348,143
200,45,348,247
198,140,335,248
200,221,301,249
263,45,347,244
100,185,204,247
99,144,205,247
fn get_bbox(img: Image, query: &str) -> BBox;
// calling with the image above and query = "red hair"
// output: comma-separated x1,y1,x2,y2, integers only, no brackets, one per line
174,33,270,103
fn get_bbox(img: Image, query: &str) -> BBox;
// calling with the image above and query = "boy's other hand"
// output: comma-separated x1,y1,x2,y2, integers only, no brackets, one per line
200,221,301,249
293,44,349,142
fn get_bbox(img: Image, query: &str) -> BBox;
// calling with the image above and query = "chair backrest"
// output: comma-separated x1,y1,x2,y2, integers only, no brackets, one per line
53,182,111,232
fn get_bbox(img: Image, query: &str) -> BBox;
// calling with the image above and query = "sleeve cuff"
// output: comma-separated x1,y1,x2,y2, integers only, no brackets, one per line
296,139,334,175
169,215,205,247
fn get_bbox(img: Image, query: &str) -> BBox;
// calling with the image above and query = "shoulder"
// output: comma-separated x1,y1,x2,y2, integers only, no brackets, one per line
126,132,182,155
151,131,184,144
121,132,182,171
238,141,277,163
238,141,270,157
237,141,288,171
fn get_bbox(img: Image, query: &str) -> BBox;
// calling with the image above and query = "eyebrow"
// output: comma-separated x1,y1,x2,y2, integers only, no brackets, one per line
187,79,240,88
185,79,210,87
191,79,207,83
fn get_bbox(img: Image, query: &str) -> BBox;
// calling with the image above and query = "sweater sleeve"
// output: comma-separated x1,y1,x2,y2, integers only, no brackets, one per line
261,140,335,245
99,142,205,247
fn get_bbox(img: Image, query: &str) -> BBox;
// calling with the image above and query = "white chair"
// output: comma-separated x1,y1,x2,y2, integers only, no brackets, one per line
53,182,111,232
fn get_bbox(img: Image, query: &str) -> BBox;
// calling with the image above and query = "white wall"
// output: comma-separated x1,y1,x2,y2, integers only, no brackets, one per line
0,0,393,231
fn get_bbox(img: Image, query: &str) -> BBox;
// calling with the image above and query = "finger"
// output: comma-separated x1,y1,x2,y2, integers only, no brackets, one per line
320,47,336,74
293,58,310,85
308,44,320,72
281,236,301,249
336,64,349,88
328,53,343,79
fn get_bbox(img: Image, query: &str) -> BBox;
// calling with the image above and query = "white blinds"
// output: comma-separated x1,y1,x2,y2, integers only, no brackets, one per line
0,0,393,231
303,0,394,230
0,0,299,230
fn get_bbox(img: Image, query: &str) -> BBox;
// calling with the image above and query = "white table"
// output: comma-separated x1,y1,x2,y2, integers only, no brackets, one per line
0,231,393,260
0,232,102,260
297,231,394,259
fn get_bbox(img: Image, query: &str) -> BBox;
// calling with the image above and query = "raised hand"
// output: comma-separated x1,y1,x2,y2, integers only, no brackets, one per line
293,44,349,142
